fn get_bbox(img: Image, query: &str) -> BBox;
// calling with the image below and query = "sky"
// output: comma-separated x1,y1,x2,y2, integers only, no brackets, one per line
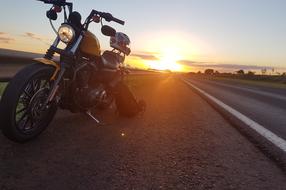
0,0,285,73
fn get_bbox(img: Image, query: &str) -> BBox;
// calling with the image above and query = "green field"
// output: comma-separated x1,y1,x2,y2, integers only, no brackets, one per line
189,73,286,89
213,76,286,89
0,75,164,98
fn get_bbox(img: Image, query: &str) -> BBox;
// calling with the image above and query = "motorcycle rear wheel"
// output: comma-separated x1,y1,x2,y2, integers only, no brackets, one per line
0,64,57,143
114,82,141,117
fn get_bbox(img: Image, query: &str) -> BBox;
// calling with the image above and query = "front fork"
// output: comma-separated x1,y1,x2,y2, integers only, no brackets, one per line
43,33,84,105
45,66,66,104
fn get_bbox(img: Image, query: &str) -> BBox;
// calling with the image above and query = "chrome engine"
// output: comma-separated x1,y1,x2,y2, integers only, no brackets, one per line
70,58,113,110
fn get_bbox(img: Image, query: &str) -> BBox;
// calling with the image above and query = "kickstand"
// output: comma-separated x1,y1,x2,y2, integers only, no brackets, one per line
85,111,104,126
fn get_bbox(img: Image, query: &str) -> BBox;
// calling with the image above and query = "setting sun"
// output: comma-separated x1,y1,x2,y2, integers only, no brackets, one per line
146,46,184,72
134,31,207,72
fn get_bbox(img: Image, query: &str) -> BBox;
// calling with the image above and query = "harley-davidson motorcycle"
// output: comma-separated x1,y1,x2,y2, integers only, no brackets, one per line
0,0,145,142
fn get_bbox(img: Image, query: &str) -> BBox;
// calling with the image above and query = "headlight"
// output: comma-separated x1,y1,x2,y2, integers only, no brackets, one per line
58,24,75,43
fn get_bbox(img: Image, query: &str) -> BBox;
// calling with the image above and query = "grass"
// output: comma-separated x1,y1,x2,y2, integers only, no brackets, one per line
0,74,167,98
213,77,286,89
189,73,286,89
0,82,7,96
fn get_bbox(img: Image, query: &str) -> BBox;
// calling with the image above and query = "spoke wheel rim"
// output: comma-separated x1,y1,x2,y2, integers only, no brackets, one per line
15,77,51,134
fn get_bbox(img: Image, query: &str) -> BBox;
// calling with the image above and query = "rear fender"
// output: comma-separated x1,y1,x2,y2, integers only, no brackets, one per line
33,58,60,80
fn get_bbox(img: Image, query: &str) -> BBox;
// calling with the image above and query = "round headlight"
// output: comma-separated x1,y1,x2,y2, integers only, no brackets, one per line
58,24,75,43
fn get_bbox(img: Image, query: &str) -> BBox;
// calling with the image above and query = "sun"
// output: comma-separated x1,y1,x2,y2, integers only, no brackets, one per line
140,32,201,72
146,46,184,72
131,31,212,72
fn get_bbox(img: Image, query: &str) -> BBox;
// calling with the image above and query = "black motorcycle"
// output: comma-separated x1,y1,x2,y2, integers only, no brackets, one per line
0,0,145,142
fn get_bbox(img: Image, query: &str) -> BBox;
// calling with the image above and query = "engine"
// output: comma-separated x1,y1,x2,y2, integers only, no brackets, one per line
60,58,112,112
72,66,109,109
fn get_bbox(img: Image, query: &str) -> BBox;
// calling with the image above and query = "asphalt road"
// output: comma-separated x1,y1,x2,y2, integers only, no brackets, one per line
184,77,286,141
0,76,285,189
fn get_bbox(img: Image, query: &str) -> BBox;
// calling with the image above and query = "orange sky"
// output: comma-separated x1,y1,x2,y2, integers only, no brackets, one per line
1,0,286,73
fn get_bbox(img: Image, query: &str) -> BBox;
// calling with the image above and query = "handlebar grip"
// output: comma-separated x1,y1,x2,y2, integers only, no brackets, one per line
36,0,48,3
112,17,125,25
91,10,125,25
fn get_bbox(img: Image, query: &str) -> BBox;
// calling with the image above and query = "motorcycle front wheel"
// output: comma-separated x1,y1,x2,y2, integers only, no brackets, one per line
0,64,57,143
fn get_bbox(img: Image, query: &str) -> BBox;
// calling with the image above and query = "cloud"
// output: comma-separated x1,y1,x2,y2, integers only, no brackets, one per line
0,37,14,43
23,32,52,45
178,60,204,66
178,60,276,71
131,53,159,60
24,32,44,41
0,32,14,44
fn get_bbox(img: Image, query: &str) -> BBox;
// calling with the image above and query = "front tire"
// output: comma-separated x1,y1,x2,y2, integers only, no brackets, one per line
0,64,57,143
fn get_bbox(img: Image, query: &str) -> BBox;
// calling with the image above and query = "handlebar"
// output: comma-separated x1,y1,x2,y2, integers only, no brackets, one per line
37,0,73,15
92,10,125,25
110,17,125,25
37,0,67,6
37,0,125,26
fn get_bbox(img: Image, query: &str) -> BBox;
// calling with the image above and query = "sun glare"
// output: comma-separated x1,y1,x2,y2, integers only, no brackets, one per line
146,46,184,72
140,32,204,72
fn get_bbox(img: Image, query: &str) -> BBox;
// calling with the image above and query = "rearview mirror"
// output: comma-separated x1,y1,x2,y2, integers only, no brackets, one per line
101,25,116,37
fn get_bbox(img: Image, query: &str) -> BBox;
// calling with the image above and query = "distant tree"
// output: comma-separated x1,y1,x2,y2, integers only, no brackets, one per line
247,71,255,76
261,68,267,75
215,70,220,75
281,72,286,77
197,71,202,74
236,70,245,75
204,69,214,75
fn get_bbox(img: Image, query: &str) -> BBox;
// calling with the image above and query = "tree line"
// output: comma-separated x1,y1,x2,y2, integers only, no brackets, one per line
201,69,286,76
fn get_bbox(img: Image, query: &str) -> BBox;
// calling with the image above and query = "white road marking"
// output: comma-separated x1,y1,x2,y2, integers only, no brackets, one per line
183,79,286,152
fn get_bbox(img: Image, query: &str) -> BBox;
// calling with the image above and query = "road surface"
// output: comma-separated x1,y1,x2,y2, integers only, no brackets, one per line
184,76,286,141
0,75,285,189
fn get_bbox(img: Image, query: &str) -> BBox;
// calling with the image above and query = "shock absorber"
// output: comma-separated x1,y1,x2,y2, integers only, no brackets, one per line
44,48,55,60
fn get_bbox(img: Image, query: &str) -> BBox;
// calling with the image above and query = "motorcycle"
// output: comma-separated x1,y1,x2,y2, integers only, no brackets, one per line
0,0,145,142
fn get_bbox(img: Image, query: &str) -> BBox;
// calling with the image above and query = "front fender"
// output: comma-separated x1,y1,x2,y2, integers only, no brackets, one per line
33,58,60,80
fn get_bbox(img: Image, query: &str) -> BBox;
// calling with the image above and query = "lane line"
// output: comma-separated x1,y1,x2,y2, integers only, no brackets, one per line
183,79,286,152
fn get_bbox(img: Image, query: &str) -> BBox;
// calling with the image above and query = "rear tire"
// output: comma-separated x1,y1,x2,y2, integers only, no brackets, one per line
0,64,57,143
114,82,141,117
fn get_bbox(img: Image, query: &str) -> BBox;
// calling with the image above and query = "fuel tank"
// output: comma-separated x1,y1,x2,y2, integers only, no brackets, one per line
80,31,101,57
